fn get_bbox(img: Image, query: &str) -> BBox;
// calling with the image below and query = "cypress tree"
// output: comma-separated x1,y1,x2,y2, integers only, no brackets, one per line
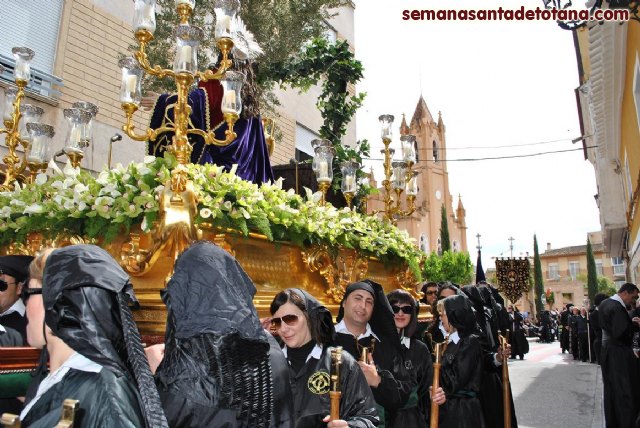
440,205,451,252
533,234,545,314
586,238,598,305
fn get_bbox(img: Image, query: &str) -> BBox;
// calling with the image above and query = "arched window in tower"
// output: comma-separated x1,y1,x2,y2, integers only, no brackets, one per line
414,141,420,163
420,234,429,254
452,240,459,253
433,141,439,162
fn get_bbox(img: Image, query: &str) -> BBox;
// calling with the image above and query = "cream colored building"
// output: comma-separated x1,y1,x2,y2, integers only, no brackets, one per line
511,231,624,316
367,96,468,254
0,0,355,173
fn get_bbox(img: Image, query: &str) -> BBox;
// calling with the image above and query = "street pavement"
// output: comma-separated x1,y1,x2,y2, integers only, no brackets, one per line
509,338,603,428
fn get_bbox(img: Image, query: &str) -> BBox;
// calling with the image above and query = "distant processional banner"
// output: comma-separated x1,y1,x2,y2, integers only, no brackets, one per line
495,258,530,303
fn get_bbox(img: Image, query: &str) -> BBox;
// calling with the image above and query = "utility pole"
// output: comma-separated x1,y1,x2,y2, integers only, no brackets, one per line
508,236,515,257
476,233,482,251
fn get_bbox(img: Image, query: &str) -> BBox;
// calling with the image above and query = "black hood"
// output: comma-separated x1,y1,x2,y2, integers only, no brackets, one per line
443,294,477,338
43,244,168,428
163,241,266,341
386,289,419,338
43,244,136,375
337,279,402,353
0,255,33,283
290,288,336,346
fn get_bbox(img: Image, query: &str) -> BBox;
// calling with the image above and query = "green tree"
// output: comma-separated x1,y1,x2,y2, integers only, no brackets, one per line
422,251,473,284
440,205,451,253
533,234,545,314
586,238,599,305
597,276,617,296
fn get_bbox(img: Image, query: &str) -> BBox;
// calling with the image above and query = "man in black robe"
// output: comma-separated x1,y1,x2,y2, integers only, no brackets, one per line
335,280,415,427
599,282,639,428
590,293,606,365
0,255,33,344
560,304,573,353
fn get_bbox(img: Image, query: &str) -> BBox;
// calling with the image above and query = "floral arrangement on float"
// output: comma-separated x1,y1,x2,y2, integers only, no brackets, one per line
0,155,423,280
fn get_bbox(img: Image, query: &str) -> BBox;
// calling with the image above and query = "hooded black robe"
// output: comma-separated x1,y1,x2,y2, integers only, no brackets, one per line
155,241,293,428
599,296,639,428
439,295,485,428
22,245,166,428
335,281,415,428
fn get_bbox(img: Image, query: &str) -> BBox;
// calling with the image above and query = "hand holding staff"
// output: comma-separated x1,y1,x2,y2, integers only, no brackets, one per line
499,331,512,428
330,347,343,421
430,335,449,428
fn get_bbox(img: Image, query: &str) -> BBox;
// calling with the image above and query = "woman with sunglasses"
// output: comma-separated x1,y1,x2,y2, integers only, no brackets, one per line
21,245,167,427
436,294,485,428
270,288,379,427
386,289,445,427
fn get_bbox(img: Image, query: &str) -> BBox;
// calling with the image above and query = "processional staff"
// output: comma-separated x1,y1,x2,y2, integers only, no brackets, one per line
499,331,512,428
330,347,343,421
430,336,449,428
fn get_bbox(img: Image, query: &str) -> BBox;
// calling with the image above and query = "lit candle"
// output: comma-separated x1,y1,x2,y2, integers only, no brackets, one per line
402,142,414,162
69,127,81,146
221,90,237,114
177,45,192,71
344,175,355,192
317,160,329,182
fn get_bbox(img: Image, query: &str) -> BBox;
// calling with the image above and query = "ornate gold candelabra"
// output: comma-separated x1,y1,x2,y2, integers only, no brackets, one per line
369,115,418,224
0,49,59,190
122,0,241,194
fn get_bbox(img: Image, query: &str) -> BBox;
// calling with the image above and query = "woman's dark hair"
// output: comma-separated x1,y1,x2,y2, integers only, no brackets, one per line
270,289,334,346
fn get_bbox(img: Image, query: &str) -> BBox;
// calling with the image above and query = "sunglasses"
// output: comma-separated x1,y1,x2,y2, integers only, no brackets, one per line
270,314,299,329
0,279,16,292
21,287,42,301
425,290,437,296
392,305,413,315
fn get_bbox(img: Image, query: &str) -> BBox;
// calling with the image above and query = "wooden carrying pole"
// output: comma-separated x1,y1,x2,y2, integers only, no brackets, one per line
330,347,343,421
500,331,512,428
430,336,449,428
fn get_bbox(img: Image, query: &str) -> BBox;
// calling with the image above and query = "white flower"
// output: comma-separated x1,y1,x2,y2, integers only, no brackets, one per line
63,161,80,177
23,204,44,214
200,208,212,218
35,173,48,185
143,155,156,164
229,164,239,176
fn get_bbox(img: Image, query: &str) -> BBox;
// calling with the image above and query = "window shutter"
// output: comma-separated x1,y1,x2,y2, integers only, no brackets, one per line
0,0,63,74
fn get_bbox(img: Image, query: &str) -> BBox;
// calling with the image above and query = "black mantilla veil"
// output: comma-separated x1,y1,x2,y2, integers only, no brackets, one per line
41,244,168,428
156,241,273,428
443,294,477,339
337,279,402,353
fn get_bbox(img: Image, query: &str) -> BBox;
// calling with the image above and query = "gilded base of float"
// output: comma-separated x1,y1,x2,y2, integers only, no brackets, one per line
3,228,420,337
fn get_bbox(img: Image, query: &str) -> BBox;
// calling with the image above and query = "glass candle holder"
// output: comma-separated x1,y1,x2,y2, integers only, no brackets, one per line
12,47,35,82
214,0,240,40
391,161,408,190
72,101,99,148
400,134,416,163
18,104,44,141
63,108,92,154
119,57,144,104
340,161,359,194
220,70,244,115
2,87,18,122
174,25,204,74
406,171,419,196
26,123,54,163
314,145,336,184
311,139,331,173
379,114,394,140
133,0,157,34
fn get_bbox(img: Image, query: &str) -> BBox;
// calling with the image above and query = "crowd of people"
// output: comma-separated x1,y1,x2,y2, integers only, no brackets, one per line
0,242,525,427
